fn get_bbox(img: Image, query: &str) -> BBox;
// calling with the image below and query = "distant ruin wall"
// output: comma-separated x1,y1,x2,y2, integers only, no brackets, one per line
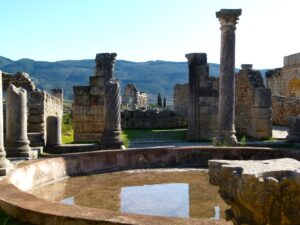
272,96,300,125
173,84,189,120
121,109,187,129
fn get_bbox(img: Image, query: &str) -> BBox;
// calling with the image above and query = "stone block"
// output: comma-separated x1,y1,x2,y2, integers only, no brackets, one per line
29,107,44,115
73,86,90,95
89,76,105,86
251,107,272,119
90,95,104,106
123,110,133,119
209,158,300,225
288,54,296,66
28,123,45,132
253,88,271,107
199,106,210,114
74,95,90,106
83,122,104,133
145,109,157,118
73,123,83,133
287,116,300,142
74,133,102,143
158,110,172,118
73,106,92,115
89,86,104,95
90,105,104,115
251,118,272,132
28,115,45,123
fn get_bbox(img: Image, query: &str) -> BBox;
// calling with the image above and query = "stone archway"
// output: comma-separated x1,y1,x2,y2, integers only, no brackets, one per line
287,77,300,97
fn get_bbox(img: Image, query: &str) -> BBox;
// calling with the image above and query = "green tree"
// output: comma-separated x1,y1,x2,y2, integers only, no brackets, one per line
157,93,162,107
163,97,166,108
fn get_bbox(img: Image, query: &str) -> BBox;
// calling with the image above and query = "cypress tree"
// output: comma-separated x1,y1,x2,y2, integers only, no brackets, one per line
157,93,162,107
163,97,166,108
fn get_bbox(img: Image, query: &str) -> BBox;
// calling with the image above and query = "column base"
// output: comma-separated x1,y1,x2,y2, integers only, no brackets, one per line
0,156,13,176
101,130,123,150
214,130,238,146
5,141,33,159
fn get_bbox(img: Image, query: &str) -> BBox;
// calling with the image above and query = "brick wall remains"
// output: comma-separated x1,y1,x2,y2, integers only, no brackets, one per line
173,83,189,120
272,96,300,125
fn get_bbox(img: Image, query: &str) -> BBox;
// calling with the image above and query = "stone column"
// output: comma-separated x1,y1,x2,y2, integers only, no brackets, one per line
102,80,123,149
0,71,12,175
46,116,62,146
6,84,33,158
186,53,208,141
215,9,242,145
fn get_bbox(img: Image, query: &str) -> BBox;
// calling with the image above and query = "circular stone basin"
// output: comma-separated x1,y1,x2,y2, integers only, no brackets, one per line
29,169,228,219
0,146,281,225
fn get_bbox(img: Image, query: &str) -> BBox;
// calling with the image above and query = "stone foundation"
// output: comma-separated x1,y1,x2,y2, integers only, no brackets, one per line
121,109,187,129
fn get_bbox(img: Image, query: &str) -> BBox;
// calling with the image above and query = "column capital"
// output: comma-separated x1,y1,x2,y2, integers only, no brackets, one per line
216,9,242,27
185,53,207,65
95,53,117,67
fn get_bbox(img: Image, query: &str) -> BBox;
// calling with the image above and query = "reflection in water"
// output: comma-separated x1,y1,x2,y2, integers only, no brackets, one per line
121,183,189,217
60,196,74,205
29,169,228,219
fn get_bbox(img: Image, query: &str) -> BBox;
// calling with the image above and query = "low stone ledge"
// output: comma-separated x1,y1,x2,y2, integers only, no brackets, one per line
208,158,300,225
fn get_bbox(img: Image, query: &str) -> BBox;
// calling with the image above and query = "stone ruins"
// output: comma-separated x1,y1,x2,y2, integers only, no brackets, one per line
122,84,148,109
73,53,122,147
3,72,63,147
266,52,300,125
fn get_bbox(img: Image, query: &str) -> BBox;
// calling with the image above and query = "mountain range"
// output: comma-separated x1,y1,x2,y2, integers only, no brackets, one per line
0,56,266,102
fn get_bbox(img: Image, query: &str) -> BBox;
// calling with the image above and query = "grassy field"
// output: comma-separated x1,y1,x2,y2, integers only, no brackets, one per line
122,128,187,148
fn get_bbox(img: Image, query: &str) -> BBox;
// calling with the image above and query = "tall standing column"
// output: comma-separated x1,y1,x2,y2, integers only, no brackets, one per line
102,80,123,149
186,53,208,141
215,9,242,145
6,84,33,158
0,71,12,175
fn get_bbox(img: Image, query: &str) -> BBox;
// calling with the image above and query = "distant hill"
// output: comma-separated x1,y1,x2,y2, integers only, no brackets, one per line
0,56,266,102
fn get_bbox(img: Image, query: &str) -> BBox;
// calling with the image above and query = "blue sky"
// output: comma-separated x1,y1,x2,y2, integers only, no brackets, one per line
1,0,300,68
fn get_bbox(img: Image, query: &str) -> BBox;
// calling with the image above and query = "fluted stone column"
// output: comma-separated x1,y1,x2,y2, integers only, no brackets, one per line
102,80,123,149
46,116,62,146
6,84,33,158
215,9,242,145
186,53,208,141
0,71,12,175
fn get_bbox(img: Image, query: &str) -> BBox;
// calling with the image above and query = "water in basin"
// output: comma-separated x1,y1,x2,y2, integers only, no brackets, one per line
29,169,228,219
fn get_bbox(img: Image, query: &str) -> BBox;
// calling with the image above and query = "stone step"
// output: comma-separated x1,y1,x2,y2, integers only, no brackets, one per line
28,132,45,147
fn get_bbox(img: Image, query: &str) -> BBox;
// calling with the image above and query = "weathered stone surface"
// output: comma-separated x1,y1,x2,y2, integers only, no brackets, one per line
122,84,148,109
209,158,300,225
253,88,271,108
73,53,117,143
215,9,241,145
174,83,189,120
0,71,12,175
287,116,300,142
6,84,33,158
46,116,62,146
102,80,123,149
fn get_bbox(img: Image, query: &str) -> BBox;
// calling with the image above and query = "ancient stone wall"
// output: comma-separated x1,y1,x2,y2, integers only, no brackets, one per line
121,109,187,129
27,89,63,146
175,63,272,139
73,53,117,143
173,84,189,120
266,53,300,125
122,84,148,109
272,96,300,125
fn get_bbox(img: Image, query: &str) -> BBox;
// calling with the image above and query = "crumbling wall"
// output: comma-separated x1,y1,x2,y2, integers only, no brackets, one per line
2,72,36,93
266,53,300,125
122,84,148,109
121,109,187,129
27,89,63,146
272,96,300,125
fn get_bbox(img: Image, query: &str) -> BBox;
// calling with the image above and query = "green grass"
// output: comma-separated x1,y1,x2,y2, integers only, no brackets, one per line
62,113,74,144
122,128,187,147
